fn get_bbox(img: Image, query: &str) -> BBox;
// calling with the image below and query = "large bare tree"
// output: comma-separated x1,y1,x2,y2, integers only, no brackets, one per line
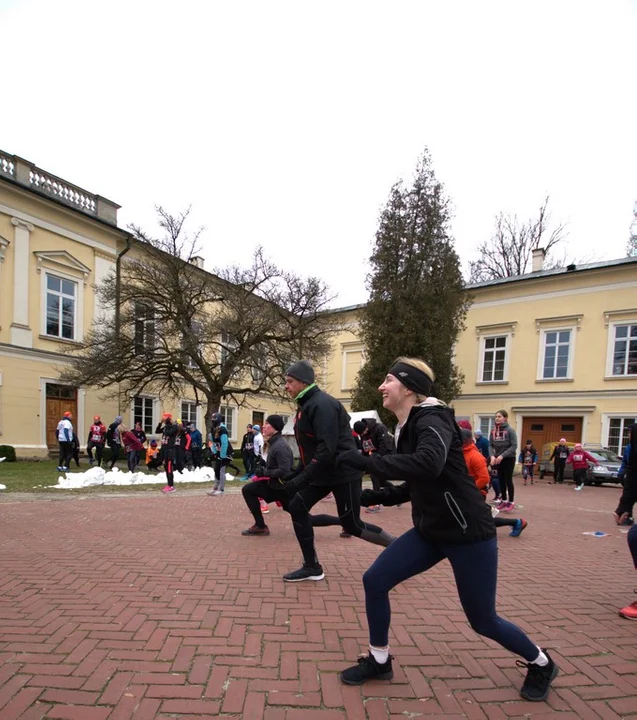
63,207,340,434
469,197,568,283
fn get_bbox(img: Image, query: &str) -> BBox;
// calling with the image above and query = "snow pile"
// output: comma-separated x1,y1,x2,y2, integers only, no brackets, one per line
51,465,236,489
0,484,6,490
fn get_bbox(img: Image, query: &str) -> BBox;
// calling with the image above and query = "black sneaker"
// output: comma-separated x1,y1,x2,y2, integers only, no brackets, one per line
518,650,558,701
283,563,324,582
241,525,270,536
340,653,394,685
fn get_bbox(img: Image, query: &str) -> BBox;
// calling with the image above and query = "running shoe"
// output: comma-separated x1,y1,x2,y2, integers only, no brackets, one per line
501,501,514,511
161,485,175,493
260,499,269,514
510,518,528,537
283,563,325,582
365,505,381,514
241,525,270,536
340,531,352,538
614,511,629,525
518,650,558,701
618,600,637,620
574,485,582,491
340,653,394,685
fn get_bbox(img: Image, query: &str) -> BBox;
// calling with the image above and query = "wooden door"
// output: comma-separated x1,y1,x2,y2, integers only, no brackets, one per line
45,385,77,448
521,416,583,452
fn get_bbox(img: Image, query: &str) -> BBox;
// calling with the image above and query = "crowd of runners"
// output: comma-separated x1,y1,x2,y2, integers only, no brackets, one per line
55,356,637,701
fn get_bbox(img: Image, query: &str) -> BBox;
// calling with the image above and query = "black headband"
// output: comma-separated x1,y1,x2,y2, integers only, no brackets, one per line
388,362,434,396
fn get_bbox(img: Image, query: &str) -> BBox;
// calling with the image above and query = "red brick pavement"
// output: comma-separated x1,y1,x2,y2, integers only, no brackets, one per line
0,480,635,719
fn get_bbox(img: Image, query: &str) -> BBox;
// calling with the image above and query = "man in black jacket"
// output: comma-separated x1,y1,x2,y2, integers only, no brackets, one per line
240,415,293,535
281,361,394,583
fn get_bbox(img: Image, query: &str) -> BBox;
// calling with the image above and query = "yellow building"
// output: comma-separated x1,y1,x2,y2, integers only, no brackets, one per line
0,152,293,457
325,252,637,455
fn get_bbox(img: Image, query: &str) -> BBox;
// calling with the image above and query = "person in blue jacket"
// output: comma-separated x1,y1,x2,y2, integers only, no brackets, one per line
189,423,203,469
474,429,490,460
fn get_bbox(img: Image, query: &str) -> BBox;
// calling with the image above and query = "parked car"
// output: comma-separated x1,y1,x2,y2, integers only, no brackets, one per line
538,442,623,485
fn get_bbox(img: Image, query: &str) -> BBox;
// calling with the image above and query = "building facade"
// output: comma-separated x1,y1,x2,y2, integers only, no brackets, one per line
324,257,637,456
0,152,293,457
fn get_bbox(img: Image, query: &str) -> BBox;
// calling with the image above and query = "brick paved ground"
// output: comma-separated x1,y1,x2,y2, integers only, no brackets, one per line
0,479,635,719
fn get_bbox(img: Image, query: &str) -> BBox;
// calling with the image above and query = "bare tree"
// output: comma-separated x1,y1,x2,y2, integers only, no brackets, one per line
62,207,341,435
469,197,568,283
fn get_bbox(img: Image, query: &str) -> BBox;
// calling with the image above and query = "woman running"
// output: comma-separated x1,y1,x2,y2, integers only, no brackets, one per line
336,357,557,702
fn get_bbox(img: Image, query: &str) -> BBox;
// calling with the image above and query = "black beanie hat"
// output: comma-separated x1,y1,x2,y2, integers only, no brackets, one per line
285,360,315,385
353,420,366,435
266,414,285,433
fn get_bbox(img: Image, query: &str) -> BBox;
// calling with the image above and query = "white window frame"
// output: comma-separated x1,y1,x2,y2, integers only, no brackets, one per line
537,326,575,381
478,334,510,384
601,414,637,455
341,343,365,391
131,395,157,435
180,400,198,426
41,270,82,342
606,321,637,378
134,302,156,355
219,405,238,441
475,415,495,439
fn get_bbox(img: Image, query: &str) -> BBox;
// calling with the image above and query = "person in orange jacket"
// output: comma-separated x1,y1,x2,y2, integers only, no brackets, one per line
462,429,527,537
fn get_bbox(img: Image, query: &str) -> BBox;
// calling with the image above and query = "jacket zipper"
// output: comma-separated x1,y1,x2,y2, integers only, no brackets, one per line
444,491,468,534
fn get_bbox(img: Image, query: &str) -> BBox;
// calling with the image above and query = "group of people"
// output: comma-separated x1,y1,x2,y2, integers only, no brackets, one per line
224,358,559,703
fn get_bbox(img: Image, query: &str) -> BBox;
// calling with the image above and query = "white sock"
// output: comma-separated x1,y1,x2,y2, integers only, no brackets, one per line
369,645,389,664
532,648,549,666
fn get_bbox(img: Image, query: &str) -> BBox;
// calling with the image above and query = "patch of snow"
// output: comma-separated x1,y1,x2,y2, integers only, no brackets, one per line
0,484,6,490
52,466,235,489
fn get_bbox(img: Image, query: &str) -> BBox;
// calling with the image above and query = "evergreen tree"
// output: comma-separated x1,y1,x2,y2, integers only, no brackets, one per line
351,150,470,424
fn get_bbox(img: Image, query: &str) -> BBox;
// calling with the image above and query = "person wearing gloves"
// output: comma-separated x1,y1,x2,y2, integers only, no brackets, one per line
353,417,393,514
156,412,178,493
336,357,557,703
280,361,394,583
87,415,107,467
56,410,74,472
106,415,124,469
208,413,240,495
240,415,294,535
549,438,571,484
489,410,518,511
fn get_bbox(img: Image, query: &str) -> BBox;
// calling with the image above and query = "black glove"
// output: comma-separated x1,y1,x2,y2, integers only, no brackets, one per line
336,449,370,472
360,488,389,507
255,467,265,478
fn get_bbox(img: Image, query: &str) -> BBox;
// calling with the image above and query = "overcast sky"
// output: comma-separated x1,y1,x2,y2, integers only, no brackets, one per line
2,0,636,306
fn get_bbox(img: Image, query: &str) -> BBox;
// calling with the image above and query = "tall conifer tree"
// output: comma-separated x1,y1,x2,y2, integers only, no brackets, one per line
351,150,470,423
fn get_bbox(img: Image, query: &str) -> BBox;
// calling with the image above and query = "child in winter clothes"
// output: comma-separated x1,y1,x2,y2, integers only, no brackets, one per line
566,443,599,491
519,441,538,485
146,440,162,471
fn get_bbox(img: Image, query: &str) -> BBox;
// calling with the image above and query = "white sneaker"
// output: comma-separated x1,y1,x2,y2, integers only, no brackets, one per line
574,486,582,491
213,489,223,496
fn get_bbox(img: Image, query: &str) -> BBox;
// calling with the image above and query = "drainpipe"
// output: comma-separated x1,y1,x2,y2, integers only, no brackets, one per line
114,234,132,413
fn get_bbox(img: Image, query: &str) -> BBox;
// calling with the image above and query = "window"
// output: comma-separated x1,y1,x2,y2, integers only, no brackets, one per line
181,401,197,425
134,396,154,434
45,274,77,340
252,411,265,426
478,416,494,437
542,330,571,379
481,336,507,382
220,331,238,365
183,320,203,368
530,423,544,432
279,414,290,428
611,324,637,376
607,417,636,455
342,344,364,390
251,345,267,383
561,424,575,432
134,303,155,355
219,406,236,439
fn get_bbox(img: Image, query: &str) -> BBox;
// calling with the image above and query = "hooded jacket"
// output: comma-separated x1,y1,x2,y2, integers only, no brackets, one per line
488,422,517,460
292,384,360,487
262,432,294,481
360,418,393,457
463,442,490,496
365,400,495,544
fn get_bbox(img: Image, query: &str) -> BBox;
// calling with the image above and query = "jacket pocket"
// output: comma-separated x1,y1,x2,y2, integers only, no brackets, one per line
444,492,468,534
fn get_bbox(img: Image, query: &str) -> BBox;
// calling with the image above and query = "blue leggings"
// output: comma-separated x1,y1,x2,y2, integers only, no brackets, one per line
363,527,539,661
628,524,637,568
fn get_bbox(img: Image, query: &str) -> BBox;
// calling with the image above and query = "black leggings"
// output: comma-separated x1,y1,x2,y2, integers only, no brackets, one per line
165,452,175,486
287,480,390,566
615,471,637,518
364,528,539,660
554,460,566,483
498,457,516,503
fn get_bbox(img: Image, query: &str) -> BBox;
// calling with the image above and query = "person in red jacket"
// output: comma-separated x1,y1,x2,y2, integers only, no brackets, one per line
566,443,599,491
87,415,107,467
120,425,145,472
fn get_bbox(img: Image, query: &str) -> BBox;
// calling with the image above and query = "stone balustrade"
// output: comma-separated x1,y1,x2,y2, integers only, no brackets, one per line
0,150,120,226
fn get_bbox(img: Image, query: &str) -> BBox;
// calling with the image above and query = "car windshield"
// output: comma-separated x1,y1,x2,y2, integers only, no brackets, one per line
588,450,621,462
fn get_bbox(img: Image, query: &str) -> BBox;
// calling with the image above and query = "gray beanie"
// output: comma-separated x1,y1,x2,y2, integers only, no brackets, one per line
286,360,315,385
115,416,123,424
